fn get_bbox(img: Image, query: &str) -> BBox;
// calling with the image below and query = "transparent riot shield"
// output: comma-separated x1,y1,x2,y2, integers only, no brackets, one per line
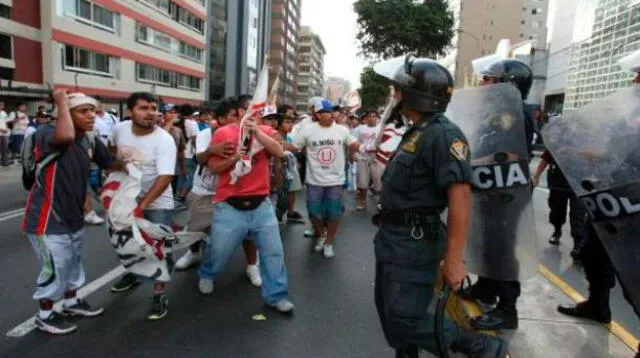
542,85,640,311
446,83,539,281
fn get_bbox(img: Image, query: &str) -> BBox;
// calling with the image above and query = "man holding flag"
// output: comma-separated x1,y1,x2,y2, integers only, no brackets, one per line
197,68,294,313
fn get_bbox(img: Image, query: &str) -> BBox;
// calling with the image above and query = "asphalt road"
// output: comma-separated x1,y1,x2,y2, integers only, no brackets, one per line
0,161,637,357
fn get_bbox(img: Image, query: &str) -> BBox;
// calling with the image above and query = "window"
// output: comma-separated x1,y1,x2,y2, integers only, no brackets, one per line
532,8,542,15
135,23,202,62
64,45,115,77
136,63,201,91
69,0,117,33
0,34,12,60
178,8,204,34
0,4,11,19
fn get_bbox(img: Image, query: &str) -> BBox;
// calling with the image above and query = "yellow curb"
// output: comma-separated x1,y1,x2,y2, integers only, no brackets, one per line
538,264,640,352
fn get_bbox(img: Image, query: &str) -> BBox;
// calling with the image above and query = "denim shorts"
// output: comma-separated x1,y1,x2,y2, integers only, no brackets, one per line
306,184,345,221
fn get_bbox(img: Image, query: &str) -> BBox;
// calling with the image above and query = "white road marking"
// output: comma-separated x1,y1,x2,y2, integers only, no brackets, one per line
5,265,126,338
0,209,24,222
535,187,550,193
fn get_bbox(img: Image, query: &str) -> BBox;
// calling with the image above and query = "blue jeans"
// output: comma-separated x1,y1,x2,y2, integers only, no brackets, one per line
199,200,289,305
144,209,173,225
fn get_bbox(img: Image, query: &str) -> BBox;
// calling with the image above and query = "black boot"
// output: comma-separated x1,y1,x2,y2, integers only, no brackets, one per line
557,300,612,324
451,329,508,358
549,228,561,245
457,280,498,306
470,306,518,330
395,346,418,358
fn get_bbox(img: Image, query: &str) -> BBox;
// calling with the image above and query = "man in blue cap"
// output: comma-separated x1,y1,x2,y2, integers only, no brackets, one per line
291,98,360,258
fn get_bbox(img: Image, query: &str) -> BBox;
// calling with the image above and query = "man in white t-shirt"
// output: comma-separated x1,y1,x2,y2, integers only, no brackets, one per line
176,106,200,201
108,92,177,321
7,102,30,161
93,103,119,146
292,99,359,259
0,101,11,166
352,109,380,210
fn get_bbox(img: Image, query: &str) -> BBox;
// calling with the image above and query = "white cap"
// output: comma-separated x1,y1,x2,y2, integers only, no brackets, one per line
261,104,279,118
52,93,98,118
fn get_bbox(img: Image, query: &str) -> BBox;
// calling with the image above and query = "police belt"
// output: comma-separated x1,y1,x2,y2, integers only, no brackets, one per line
379,209,441,228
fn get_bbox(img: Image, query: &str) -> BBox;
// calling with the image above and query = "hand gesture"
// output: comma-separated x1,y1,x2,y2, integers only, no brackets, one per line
52,90,68,104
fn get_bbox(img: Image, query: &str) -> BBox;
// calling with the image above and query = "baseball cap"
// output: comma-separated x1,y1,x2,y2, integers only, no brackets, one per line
312,99,336,113
162,104,177,112
261,105,282,119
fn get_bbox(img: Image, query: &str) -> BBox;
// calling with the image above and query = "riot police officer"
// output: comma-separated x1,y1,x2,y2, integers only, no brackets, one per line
373,56,507,358
548,49,640,358
459,59,536,330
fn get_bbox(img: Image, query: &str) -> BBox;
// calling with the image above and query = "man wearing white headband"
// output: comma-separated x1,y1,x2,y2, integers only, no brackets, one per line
22,91,124,335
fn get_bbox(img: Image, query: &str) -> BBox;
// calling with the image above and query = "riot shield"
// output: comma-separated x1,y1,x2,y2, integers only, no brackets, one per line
446,83,538,281
542,84,640,312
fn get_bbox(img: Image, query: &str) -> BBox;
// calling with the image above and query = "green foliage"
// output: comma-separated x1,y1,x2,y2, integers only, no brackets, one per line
359,67,390,110
354,0,455,59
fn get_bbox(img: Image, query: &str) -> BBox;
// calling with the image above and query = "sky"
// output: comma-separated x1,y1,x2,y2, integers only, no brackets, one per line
300,0,368,88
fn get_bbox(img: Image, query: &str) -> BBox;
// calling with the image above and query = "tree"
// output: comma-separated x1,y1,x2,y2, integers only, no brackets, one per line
354,0,454,59
359,67,390,111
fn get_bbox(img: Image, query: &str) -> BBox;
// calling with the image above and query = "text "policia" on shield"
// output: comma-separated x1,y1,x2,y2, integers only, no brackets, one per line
471,160,530,190
580,182,640,222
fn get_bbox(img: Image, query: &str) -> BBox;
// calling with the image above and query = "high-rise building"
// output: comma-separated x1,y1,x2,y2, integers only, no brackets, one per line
222,0,271,99
324,76,351,104
1,1,208,111
269,0,301,106
295,26,325,113
447,0,549,90
563,0,639,113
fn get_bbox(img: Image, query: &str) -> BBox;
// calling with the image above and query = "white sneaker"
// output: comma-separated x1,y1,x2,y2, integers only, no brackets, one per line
198,278,214,295
175,250,201,270
246,264,262,287
269,299,295,313
84,211,105,225
314,236,327,252
323,244,335,259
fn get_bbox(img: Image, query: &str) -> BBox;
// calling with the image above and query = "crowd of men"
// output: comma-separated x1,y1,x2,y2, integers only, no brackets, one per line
18,88,401,336
12,49,640,358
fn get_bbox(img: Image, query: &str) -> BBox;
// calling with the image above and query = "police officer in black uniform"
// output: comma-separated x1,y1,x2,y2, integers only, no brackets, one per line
557,105,640,358
459,59,535,330
532,149,587,259
373,56,507,358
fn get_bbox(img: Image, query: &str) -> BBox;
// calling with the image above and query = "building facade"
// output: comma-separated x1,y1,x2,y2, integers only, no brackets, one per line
295,26,325,112
1,0,208,112
0,0,51,109
324,76,350,105
223,0,271,99
269,0,301,106
563,0,639,113
450,0,549,90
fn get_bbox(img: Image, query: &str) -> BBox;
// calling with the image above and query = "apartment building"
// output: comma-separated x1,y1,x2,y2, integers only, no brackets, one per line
1,0,208,109
269,0,301,106
0,0,48,107
295,26,325,112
